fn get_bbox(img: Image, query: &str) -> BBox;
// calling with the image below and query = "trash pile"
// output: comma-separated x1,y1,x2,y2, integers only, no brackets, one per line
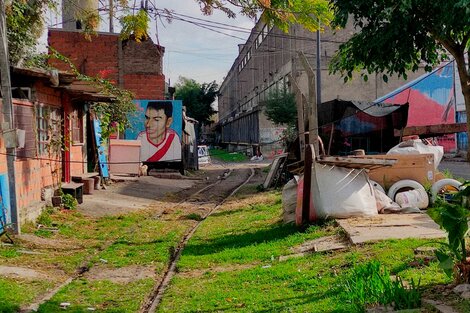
283,137,467,224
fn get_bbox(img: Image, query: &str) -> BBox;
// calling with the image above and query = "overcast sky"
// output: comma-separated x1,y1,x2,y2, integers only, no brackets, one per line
45,0,256,86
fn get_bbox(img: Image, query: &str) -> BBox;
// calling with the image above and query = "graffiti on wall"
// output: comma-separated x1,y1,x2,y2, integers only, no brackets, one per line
125,100,183,162
377,61,456,152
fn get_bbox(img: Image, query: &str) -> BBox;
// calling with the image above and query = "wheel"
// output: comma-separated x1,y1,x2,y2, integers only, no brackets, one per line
387,179,428,209
387,179,425,201
430,178,462,203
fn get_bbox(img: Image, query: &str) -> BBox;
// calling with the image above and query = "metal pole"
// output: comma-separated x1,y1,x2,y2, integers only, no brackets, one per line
316,26,321,106
109,0,114,33
0,0,19,234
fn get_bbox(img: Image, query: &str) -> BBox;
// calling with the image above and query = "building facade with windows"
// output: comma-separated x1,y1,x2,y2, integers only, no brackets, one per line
217,19,423,157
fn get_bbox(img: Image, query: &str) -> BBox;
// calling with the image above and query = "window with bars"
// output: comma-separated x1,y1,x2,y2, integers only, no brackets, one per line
36,105,61,156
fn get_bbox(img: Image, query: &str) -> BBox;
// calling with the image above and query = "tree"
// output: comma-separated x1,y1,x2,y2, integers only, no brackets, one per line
264,86,297,126
329,0,470,160
5,0,51,65
174,77,218,126
264,86,297,144
196,0,332,32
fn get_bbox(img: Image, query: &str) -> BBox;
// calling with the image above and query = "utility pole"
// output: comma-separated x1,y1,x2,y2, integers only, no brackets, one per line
0,0,19,233
316,25,321,107
109,0,114,33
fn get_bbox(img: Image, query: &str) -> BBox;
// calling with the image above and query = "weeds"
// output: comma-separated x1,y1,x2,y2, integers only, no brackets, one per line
342,260,421,311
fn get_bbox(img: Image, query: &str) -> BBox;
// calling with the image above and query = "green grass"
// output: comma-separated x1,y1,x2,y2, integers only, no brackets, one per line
159,192,455,312
209,148,247,162
1,188,467,312
0,278,54,312
37,278,154,313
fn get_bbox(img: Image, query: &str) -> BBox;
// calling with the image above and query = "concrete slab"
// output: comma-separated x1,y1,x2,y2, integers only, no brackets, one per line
337,214,446,244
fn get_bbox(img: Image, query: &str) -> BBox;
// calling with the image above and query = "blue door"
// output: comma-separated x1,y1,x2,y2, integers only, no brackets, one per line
0,174,11,232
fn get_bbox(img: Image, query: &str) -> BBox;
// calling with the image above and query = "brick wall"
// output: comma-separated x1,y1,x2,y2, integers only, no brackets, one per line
48,30,119,82
48,29,166,100
12,82,64,220
123,74,165,100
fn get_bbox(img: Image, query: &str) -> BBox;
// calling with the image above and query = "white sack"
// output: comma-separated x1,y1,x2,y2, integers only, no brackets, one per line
282,177,298,224
312,164,378,219
386,139,443,168
374,188,401,213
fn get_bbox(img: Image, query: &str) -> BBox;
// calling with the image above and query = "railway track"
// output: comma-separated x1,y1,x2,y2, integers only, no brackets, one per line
140,167,255,313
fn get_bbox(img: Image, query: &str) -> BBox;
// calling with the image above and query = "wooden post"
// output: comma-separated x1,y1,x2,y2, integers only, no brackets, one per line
288,73,305,160
298,52,319,156
302,145,313,224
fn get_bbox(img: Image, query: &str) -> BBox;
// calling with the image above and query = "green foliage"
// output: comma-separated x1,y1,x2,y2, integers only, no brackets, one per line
342,260,421,311
329,0,464,81
36,207,55,227
198,0,333,32
428,181,470,282
209,148,247,162
185,213,204,221
5,0,52,65
174,77,218,125
119,8,150,42
61,194,78,210
264,86,297,126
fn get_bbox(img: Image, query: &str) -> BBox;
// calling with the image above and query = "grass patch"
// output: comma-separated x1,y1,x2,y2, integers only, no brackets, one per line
37,278,154,312
209,148,247,162
0,278,54,312
160,192,452,312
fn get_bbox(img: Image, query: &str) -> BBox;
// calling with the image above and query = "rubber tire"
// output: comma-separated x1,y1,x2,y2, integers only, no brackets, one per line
430,178,462,204
369,180,385,194
387,179,426,202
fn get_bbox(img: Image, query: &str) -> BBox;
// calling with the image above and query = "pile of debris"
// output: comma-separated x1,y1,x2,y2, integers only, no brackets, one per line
282,137,467,225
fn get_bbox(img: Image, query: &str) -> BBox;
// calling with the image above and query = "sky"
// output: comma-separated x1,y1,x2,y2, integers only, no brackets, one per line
44,0,256,86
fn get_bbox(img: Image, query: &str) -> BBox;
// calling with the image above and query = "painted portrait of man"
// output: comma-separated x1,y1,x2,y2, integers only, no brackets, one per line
132,101,182,162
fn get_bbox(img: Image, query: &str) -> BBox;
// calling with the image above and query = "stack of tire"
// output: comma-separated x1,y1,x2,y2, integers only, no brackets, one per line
382,178,464,209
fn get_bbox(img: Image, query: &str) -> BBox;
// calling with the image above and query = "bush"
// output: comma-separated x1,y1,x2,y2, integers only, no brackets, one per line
62,194,78,210
342,260,421,311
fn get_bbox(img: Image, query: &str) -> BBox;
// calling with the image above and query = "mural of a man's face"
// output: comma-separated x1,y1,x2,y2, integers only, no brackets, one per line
145,108,173,143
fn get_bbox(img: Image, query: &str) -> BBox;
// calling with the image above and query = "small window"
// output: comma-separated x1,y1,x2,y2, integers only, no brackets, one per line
71,106,83,144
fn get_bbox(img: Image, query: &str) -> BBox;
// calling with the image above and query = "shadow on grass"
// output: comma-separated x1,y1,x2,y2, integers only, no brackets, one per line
188,289,351,313
183,222,299,256
0,302,19,313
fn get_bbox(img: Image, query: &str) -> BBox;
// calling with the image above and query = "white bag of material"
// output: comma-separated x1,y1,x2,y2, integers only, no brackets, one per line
395,188,429,209
386,139,443,168
374,188,401,213
312,164,378,219
282,177,299,224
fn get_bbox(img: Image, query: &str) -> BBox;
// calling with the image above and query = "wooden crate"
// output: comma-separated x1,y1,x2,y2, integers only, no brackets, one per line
360,154,435,189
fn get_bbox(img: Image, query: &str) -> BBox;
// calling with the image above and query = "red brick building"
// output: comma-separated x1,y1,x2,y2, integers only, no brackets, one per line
48,29,166,100
0,67,113,230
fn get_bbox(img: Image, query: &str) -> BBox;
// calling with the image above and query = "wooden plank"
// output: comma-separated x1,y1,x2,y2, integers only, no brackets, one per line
263,154,288,189
393,123,467,137
317,156,397,169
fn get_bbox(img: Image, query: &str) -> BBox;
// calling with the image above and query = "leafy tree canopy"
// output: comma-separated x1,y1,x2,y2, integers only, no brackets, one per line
174,77,218,125
329,0,470,159
197,0,333,32
264,86,297,126
5,0,52,65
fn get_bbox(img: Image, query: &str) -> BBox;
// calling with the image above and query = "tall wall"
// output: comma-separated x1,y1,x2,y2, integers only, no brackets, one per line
48,29,165,100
